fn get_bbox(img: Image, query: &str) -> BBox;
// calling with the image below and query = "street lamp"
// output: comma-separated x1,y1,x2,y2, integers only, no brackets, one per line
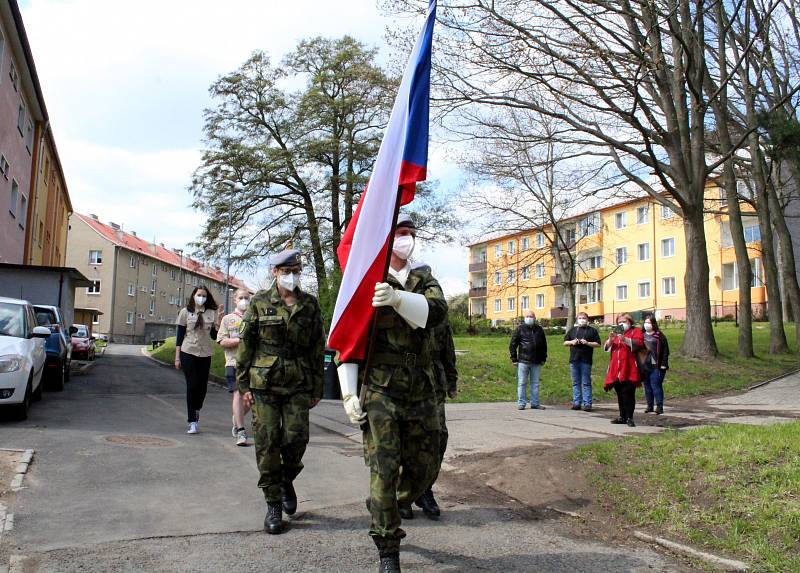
174,248,184,307
223,181,236,314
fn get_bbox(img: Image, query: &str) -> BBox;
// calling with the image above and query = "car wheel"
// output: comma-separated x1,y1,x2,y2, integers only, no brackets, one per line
46,361,65,392
11,375,32,421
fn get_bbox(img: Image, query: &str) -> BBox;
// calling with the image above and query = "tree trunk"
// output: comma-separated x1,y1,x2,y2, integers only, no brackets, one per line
303,202,329,298
565,282,576,328
767,182,800,347
680,206,719,358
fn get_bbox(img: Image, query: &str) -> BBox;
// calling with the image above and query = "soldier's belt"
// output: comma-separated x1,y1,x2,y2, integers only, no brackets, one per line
371,352,431,367
261,346,302,360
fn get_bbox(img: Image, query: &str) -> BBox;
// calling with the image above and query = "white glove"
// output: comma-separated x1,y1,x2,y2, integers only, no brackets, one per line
372,282,401,308
338,363,366,425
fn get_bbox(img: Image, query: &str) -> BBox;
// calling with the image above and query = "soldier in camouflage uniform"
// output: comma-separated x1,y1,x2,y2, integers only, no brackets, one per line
237,249,325,535
338,214,447,573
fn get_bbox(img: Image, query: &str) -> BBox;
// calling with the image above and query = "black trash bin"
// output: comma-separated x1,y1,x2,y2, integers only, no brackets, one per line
323,349,341,399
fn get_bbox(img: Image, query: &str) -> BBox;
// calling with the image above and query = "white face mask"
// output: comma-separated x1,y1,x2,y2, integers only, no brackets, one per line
392,235,415,260
643,322,653,332
194,295,206,308
618,322,630,332
524,317,535,326
236,298,250,312
577,318,588,327
278,273,299,292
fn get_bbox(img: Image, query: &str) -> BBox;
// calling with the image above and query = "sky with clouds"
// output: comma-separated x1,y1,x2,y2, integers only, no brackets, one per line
19,0,471,296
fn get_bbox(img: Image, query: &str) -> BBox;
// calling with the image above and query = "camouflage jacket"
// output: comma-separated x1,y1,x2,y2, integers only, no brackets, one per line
236,283,325,399
363,267,448,399
431,317,458,399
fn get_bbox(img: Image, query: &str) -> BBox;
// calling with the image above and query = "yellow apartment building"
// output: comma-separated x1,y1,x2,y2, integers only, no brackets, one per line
468,183,766,324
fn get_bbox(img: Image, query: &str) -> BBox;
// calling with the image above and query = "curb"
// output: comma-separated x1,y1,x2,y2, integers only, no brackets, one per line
746,366,800,391
634,531,749,572
139,348,228,389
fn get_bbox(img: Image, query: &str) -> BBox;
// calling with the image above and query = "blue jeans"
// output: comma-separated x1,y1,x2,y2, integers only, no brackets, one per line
570,361,593,407
643,368,666,408
517,362,543,407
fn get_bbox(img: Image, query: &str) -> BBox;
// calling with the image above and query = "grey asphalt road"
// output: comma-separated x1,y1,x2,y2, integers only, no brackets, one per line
0,345,684,572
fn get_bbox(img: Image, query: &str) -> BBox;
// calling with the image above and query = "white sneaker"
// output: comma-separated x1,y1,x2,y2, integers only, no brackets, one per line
187,422,198,434
231,415,237,437
236,429,247,446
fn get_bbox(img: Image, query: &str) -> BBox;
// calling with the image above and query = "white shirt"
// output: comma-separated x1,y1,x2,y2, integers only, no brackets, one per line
388,262,411,288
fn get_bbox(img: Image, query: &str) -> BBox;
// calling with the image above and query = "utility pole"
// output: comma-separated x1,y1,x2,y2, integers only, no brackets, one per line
223,181,235,314
175,248,184,308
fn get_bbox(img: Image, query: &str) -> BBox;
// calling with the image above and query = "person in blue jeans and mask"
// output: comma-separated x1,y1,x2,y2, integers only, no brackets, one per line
642,314,670,414
563,312,601,411
510,310,548,410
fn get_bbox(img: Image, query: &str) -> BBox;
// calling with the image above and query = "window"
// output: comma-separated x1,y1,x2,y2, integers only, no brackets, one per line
579,281,601,304
507,269,515,283
494,271,501,285
508,240,516,255
140,285,147,292
615,211,627,229
16,101,25,135
638,281,651,298
743,223,761,243
616,284,628,300
521,295,530,310
185,274,191,284
149,300,155,316
536,233,545,248
92,313,99,325
18,194,26,228
0,155,8,179
494,299,501,312
192,276,198,286
564,228,576,246
507,297,515,311
579,212,600,236
25,120,33,153
662,277,676,295
129,255,136,268
722,262,736,291
637,242,650,261
9,179,18,217
616,246,627,265
521,266,530,280
535,263,545,278
9,63,18,90
661,238,675,257
170,269,176,280
636,205,649,225
89,250,103,265
585,255,602,269
126,311,134,325
752,258,763,287
152,263,157,277
168,295,174,305
87,280,101,294
137,313,145,320
521,237,529,251
661,204,674,219
535,293,545,309
494,245,502,258
127,283,135,296
151,279,157,294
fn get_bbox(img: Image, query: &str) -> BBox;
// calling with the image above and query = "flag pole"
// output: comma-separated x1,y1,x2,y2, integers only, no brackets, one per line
357,186,405,421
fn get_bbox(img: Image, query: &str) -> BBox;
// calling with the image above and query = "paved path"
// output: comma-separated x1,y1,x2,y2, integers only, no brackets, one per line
0,344,683,572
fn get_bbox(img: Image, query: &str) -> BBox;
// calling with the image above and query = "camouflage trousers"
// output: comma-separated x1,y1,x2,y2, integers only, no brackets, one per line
363,388,440,553
252,390,310,503
428,395,449,487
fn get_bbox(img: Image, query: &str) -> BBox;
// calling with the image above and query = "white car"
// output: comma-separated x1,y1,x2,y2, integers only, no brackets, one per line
0,297,51,420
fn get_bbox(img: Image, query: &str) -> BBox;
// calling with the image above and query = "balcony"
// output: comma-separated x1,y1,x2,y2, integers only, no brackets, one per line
469,286,487,298
550,275,562,285
469,261,487,272
550,306,569,319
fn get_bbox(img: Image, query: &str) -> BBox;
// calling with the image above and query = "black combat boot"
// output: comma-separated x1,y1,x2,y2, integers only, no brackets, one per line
264,502,283,534
283,482,297,515
414,488,440,520
398,502,414,520
378,552,401,573
655,404,664,415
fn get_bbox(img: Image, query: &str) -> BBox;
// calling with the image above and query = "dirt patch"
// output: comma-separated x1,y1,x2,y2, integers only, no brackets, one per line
0,449,20,503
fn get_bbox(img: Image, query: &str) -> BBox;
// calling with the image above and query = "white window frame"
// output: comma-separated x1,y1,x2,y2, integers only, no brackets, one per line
636,205,649,225
616,284,628,301
151,264,157,277
743,224,761,244
508,240,516,255
616,246,627,265
662,276,677,296
92,313,99,325
507,297,515,311
89,250,103,265
661,204,674,219
149,299,155,316
637,242,650,262
583,281,601,304
535,293,545,309
521,295,530,310
507,269,515,284
87,280,101,295
521,237,529,251
535,263,545,278
126,311,134,325
615,211,627,229
494,245,502,258
127,282,135,297
9,179,18,218
494,298,501,312
661,237,675,258
151,278,157,294
521,266,530,280
129,255,136,268
637,281,651,298
536,233,545,248
494,271,501,286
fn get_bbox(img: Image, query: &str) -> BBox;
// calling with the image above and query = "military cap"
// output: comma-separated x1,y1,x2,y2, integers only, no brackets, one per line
396,212,416,229
271,248,301,268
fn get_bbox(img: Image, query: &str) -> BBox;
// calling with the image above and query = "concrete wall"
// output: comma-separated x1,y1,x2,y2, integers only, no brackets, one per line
0,268,78,326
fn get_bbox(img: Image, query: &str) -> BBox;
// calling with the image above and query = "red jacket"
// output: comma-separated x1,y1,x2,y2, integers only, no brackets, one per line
604,327,644,389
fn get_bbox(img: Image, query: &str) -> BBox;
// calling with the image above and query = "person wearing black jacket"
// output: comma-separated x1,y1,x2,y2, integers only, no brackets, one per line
642,314,670,415
510,310,548,410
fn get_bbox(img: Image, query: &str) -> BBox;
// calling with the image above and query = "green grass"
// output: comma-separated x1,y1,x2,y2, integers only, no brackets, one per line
573,422,800,572
149,337,228,379
452,322,798,404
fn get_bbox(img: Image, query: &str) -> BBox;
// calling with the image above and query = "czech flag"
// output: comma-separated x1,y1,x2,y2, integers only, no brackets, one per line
327,0,436,362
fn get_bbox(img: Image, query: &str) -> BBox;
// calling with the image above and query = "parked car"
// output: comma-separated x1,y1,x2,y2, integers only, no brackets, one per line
0,297,51,420
70,324,96,361
33,304,72,391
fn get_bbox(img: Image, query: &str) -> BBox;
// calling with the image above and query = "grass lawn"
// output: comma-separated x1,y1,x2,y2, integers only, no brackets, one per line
149,337,228,379
573,422,800,572
452,322,798,404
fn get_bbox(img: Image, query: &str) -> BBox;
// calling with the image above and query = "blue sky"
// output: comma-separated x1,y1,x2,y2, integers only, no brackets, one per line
20,0,470,295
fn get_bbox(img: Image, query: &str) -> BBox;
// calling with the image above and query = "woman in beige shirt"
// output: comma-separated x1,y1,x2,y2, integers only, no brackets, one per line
175,286,220,434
